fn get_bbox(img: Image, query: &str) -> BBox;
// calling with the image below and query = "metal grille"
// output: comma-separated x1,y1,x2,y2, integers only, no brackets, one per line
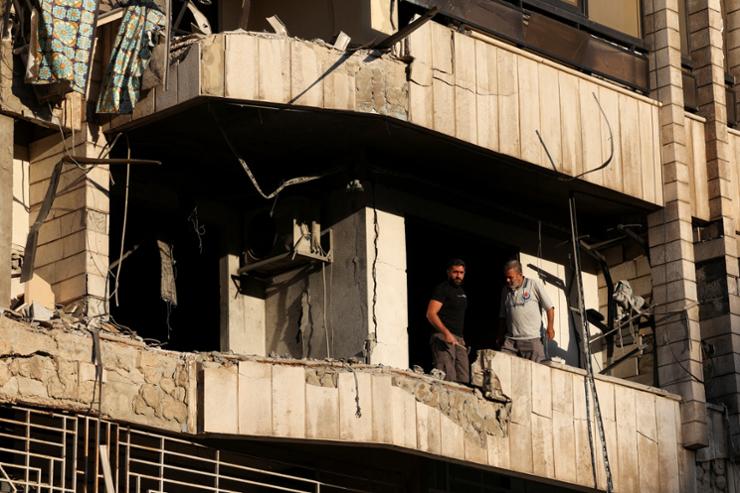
0,405,396,493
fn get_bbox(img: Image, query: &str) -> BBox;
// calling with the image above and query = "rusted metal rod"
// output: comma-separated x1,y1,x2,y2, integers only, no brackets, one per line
63,157,162,165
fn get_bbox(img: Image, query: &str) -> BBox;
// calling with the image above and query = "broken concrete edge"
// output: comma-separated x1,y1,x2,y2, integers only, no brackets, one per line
0,310,680,404
0,315,194,433
0,314,508,441
0,313,681,449
207,28,400,57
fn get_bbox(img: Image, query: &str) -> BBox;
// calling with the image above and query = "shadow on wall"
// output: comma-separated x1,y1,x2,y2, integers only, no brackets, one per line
522,254,600,369
266,267,315,358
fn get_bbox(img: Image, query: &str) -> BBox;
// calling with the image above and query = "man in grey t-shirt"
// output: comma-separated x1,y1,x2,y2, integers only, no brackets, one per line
497,260,555,363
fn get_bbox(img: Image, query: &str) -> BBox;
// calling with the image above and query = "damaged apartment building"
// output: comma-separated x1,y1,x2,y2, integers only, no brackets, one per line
1,0,740,490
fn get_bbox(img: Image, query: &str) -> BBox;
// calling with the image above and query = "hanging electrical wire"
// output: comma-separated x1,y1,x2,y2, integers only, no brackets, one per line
536,92,614,182
111,137,132,307
210,105,334,200
187,206,206,254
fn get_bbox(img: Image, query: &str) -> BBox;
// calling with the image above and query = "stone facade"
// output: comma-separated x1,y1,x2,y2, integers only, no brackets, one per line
2,0,740,491
645,0,710,449
0,316,195,433
0,315,692,492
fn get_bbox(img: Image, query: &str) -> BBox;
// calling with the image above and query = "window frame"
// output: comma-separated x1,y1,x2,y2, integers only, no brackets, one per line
520,0,647,51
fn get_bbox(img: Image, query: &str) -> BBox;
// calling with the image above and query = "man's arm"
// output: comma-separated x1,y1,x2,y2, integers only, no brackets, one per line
545,307,555,340
426,300,458,345
535,280,556,341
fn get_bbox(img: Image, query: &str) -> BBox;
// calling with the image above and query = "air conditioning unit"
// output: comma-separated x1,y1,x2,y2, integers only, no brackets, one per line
238,215,332,278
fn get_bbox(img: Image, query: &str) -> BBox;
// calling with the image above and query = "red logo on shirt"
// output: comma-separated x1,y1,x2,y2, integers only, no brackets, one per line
523,291,530,300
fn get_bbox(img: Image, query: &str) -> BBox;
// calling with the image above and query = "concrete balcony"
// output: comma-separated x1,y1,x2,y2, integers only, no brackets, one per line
106,22,664,207
0,40,82,133
0,315,692,492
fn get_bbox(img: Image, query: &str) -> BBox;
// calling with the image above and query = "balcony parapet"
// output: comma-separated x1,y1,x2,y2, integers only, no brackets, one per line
106,31,408,129
406,23,664,206
0,315,689,492
106,24,665,207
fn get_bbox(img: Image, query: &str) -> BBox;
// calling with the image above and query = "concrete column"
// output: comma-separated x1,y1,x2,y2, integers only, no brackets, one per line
219,254,266,356
0,115,12,308
688,0,740,454
365,207,408,368
645,0,709,448
262,205,408,368
28,129,109,316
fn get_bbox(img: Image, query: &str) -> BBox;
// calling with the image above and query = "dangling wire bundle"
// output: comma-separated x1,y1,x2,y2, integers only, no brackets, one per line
187,206,206,254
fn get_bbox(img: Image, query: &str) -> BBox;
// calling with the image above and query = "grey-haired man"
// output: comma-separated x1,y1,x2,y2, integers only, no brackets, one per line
497,260,555,363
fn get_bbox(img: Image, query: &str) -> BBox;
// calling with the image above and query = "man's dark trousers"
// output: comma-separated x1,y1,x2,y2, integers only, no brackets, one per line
431,333,470,384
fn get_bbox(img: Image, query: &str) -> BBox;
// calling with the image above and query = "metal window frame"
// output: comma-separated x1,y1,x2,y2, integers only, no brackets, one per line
0,404,400,493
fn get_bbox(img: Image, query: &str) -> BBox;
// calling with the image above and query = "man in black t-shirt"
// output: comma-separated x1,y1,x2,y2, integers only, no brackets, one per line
426,259,469,383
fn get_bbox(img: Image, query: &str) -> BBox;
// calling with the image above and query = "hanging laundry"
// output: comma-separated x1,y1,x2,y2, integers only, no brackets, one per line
96,0,165,114
25,0,99,94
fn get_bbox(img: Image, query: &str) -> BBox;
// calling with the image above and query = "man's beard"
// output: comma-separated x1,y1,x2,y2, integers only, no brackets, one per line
451,278,463,286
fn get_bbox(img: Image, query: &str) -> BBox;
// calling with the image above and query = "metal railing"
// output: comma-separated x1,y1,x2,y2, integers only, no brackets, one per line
0,405,398,493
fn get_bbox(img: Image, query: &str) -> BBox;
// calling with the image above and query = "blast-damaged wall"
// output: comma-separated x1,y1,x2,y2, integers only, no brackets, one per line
0,316,196,433
200,348,691,492
264,206,408,368
110,31,409,131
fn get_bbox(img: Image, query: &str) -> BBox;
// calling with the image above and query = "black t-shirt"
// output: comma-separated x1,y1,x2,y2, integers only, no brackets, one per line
431,281,467,336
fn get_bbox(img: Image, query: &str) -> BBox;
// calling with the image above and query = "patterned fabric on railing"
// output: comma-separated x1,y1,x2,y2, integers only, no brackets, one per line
96,0,165,114
25,0,98,93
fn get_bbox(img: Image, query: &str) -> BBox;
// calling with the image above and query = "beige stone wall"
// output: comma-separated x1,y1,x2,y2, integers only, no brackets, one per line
519,252,599,367
686,0,740,456
0,314,697,491
0,316,196,433
110,28,664,207
27,131,110,316
200,349,688,492
10,147,30,300
365,209,407,367
645,0,708,449
109,32,408,129
405,22,663,206
726,129,740,234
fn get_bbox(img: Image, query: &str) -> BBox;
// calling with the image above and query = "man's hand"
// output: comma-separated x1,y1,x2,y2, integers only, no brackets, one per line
443,331,458,346
545,307,556,341
427,300,459,346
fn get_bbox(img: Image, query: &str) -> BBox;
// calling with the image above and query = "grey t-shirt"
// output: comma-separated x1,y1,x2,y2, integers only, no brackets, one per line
499,277,554,340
